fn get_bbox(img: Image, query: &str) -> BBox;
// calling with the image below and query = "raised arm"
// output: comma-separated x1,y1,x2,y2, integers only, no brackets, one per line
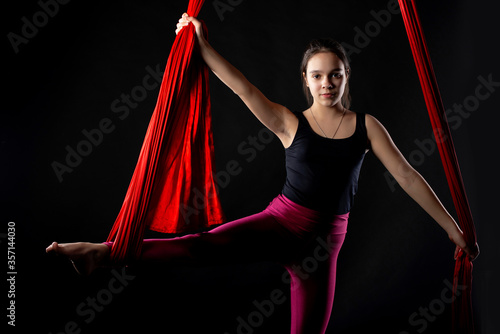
365,114,479,260
176,13,297,148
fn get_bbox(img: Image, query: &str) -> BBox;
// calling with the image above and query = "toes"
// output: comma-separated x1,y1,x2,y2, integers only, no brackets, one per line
46,241,58,253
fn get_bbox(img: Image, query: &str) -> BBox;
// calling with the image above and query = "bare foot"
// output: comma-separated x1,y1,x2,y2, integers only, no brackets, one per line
46,242,110,276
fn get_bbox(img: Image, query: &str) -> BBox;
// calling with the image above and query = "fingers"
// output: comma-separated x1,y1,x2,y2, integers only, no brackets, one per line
464,243,479,261
175,12,204,38
175,13,196,35
175,19,189,35
454,242,480,261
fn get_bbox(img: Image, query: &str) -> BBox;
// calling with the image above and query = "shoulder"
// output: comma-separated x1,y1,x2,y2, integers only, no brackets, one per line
363,114,397,151
362,113,376,124
364,113,387,135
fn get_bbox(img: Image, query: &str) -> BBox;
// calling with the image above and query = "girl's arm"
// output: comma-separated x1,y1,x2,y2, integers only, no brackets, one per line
365,114,479,260
176,14,297,148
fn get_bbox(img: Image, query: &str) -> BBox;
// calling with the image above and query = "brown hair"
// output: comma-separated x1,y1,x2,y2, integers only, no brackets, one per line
300,38,351,108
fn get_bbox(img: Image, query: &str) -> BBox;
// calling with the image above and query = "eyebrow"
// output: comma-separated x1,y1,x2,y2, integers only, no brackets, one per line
308,68,343,73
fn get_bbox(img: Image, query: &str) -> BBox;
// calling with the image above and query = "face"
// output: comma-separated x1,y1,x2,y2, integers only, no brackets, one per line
303,52,348,108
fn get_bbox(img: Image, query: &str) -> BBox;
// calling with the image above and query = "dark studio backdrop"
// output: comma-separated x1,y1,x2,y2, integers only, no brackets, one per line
2,0,499,333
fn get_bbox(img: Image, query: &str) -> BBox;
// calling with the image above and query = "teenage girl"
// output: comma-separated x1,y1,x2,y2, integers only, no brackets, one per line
46,13,479,334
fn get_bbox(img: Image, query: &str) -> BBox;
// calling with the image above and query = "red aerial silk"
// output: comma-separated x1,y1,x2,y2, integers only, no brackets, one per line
106,0,225,264
397,1,477,333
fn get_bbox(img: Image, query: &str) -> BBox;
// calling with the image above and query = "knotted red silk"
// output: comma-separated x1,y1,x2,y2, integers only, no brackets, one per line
397,1,477,333
106,0,225,264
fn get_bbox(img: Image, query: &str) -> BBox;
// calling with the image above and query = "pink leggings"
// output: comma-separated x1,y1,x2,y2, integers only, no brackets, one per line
106,194,348,334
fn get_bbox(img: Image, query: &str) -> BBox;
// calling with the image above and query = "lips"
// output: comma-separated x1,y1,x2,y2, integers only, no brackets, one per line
320,93,335,98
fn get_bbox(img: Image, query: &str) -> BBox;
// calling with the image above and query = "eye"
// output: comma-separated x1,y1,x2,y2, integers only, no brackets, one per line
331,73,343,78
312,74,321,79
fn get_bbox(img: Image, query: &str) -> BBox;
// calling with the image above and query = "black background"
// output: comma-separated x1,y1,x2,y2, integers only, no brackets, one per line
2,0,499,333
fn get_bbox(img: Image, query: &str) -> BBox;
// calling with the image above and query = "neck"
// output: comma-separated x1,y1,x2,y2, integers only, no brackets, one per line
310,102,345,119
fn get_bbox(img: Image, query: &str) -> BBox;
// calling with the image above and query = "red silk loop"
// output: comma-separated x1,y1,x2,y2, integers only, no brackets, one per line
106,0,225,264
397,1,477,333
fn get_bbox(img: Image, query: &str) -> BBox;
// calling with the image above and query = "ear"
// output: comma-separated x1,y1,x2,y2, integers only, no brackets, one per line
302,72,309,87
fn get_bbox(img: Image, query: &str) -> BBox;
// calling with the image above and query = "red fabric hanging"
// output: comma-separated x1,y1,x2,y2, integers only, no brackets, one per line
106,0,225,264
397,1,477,333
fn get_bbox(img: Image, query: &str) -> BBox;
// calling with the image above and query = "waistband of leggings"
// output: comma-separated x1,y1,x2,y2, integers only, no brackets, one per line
266,194,349,223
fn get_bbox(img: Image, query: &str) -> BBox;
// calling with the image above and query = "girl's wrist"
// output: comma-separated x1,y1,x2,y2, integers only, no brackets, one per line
448,229,466,249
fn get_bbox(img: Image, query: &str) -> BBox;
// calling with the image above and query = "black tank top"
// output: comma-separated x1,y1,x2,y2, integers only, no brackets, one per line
282,112,369,214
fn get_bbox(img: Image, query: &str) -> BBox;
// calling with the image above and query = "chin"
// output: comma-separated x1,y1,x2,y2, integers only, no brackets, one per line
317,98,341,107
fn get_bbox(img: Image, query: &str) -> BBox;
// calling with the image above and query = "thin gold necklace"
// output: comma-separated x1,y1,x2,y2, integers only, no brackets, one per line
309,106,347,139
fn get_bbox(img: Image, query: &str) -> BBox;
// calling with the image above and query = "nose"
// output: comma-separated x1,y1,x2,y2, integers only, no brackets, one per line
322,77,334,89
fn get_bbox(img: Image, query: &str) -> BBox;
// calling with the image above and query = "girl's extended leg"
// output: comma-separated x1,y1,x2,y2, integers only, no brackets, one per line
107,210,298,267
46,209,297,274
